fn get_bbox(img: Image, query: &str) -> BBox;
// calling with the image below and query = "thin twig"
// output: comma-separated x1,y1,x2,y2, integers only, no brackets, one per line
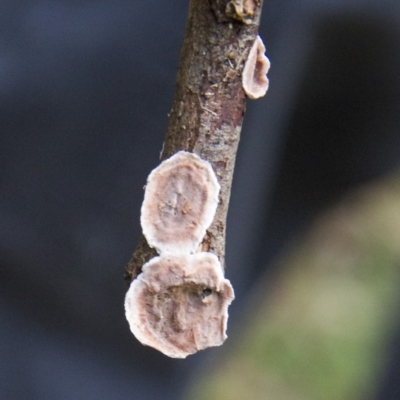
125,0,264,283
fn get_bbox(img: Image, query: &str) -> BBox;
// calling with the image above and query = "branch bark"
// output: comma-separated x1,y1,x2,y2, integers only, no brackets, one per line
125,0,265,283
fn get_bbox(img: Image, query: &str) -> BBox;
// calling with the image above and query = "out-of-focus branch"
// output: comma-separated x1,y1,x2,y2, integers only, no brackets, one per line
125,0,264,283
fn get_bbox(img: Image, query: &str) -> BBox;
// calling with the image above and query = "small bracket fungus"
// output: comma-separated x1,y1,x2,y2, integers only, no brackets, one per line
126,151,235,358
140,151,220,255
125,253,234,358
242,35,271,99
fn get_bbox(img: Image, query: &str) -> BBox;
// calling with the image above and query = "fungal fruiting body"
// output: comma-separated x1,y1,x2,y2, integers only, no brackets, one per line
225,0,257,24
242,35,271,99
125,151,234,358
125,253,234,358
140,151,220,255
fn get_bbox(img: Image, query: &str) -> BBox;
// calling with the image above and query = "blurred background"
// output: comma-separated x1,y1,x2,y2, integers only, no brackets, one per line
1,0,400,399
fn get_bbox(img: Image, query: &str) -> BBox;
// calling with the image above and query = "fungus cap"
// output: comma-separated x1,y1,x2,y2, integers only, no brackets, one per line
242,35,271,99
141,151,220,255
124,253,234,358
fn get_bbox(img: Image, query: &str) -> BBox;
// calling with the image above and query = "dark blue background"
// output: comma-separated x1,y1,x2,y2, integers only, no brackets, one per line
1,0,400,398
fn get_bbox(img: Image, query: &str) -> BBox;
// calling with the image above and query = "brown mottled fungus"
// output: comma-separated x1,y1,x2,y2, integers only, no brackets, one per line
225,0,257,24
140,151,220,255
124,253,235,358
242,35,271,99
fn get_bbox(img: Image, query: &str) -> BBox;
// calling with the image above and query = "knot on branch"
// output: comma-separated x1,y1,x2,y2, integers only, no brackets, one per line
210,0,259,24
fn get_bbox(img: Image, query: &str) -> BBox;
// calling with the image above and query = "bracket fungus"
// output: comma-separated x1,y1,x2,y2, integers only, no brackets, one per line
242,35,271,99
126,151,234,358
125,253,234,358
140,151,220,255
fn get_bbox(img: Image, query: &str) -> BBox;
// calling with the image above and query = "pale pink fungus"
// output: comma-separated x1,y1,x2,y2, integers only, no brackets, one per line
124,253,234,358
242,35,271,99
140,151,220,255
126,151,234,358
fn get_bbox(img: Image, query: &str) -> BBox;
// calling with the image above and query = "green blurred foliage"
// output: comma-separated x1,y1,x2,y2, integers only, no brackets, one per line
188,177,400,400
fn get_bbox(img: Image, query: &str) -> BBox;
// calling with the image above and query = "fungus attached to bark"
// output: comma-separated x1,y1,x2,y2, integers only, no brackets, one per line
124,253,235,358
225,0,257,24
141,151,220,255
242,35,271,99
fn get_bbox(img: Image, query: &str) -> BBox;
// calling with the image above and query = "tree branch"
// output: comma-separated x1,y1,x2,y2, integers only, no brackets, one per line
125,0,264,283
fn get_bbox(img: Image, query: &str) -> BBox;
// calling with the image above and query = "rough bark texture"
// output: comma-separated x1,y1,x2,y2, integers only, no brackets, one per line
125,0,264,283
